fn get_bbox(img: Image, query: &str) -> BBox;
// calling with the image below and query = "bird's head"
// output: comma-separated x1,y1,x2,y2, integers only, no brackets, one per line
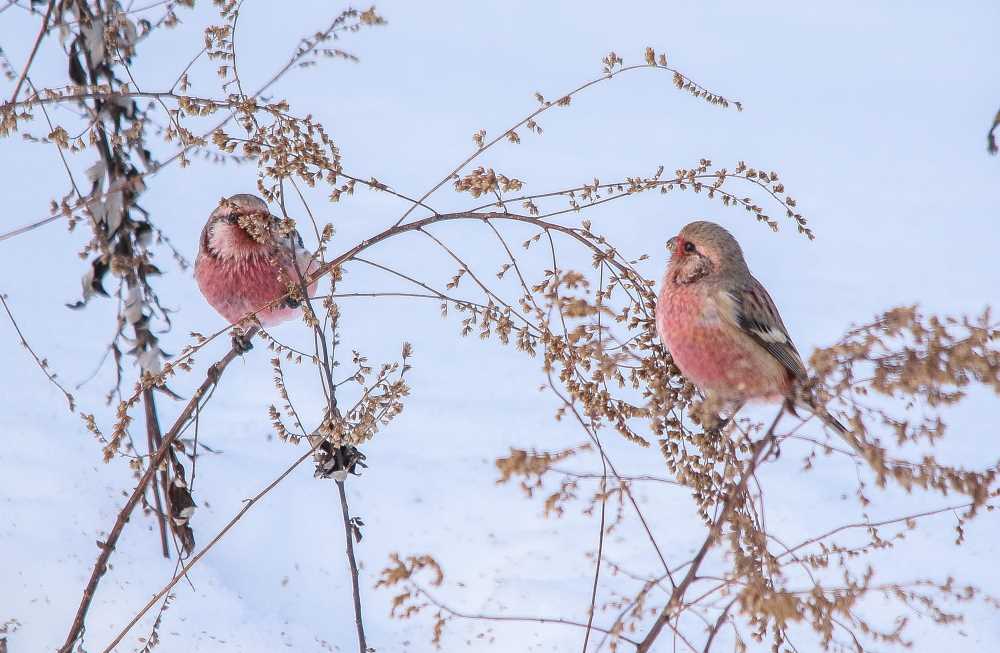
202,194,276,260
666,220,748,285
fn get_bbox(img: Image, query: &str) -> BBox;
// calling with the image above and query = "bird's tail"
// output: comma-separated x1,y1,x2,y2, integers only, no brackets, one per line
787,396,866,457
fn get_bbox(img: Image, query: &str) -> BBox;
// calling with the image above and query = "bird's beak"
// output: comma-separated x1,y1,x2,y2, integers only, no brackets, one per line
666,236,677,256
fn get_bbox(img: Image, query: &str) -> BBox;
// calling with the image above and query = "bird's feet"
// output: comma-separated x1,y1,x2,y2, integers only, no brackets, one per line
231,330,254,354
282,296,301,310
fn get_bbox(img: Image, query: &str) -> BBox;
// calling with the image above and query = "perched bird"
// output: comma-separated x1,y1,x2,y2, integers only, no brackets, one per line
195,194,318,347
655,220,861,453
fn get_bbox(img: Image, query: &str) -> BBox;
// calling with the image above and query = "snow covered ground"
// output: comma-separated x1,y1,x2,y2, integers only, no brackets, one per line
2,1,999,651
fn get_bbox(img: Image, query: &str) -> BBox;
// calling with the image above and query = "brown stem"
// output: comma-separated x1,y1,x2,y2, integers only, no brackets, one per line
635,411,782,653
277,189,367,651
546,374,675,585
6,0,56,105
0,292,75,410
58,326,257,653
337,479,367,653
582,442,608,653
702,597,738,653
389,60,727,228
102,435,317,652
298,211,635,300
413,582,642,648
101,354,412,649
142,388,170,559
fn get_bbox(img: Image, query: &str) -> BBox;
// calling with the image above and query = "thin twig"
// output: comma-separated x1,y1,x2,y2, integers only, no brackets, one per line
5,0,55,105
777,500,979,560
1,7,376,241
337,479,367,653
702,597,738,653
547,373,675,586
143,388,171,559
390,60,732,228
0,292,75,410
583,433,609,653
101,433,317,653
635,410,782,653
413,582,642,648
278,185,369,652
59,326,258,653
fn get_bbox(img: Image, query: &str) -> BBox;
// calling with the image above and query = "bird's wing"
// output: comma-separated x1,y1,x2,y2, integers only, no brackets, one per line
721,275,807,381
721,276,863,453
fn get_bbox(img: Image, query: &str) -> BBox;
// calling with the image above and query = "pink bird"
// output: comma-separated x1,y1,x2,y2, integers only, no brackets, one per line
195,194,318,349
655,220,860,452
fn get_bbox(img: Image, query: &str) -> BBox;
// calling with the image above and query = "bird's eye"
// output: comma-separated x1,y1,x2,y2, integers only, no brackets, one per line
684,241,696,253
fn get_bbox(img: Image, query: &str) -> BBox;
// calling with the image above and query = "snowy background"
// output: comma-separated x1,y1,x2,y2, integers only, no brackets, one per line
2,1,999,651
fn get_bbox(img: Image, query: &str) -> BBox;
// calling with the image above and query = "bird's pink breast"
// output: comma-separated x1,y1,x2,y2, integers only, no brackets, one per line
656,282,789,402
195,254,317,327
